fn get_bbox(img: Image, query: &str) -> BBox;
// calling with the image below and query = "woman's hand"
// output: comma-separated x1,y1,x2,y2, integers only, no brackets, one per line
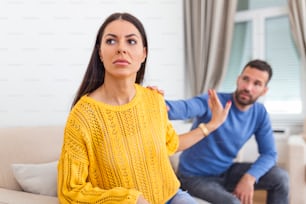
136,195,150,204
206,89,231,132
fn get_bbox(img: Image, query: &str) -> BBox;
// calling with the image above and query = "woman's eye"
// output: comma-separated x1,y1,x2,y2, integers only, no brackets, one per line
128,39,137,45
106,39,116,45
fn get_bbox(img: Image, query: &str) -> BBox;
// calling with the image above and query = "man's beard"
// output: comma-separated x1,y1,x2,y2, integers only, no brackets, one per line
234,89,257,106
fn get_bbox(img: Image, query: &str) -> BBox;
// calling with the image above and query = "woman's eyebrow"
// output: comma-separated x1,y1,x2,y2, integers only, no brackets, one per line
125,33,139,38
104,33,116,38
104,33,140,38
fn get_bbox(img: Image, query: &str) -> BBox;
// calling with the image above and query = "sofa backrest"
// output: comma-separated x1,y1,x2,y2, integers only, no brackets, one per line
304,118,306,141
0,126,64,191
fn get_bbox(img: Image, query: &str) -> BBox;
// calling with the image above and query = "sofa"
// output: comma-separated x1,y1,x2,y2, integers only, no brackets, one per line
169,152,210,204
0,126,209,204
287,119,306,204
0,126,63,204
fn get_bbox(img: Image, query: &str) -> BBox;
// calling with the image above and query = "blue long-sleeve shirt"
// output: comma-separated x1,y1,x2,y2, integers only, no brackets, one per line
166,92,277,181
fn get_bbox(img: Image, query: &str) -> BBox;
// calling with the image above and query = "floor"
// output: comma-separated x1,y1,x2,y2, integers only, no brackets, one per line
253,190,267,204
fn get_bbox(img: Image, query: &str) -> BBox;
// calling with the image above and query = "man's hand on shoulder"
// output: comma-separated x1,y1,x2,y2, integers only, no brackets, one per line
146,86,164,96
146,86,169,111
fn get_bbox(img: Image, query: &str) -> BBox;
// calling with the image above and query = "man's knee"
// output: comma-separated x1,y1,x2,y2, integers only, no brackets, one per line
271,166,289,192
277,168,289,191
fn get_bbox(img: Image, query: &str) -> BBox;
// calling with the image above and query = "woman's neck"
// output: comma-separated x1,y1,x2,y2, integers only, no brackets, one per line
90,80,136,106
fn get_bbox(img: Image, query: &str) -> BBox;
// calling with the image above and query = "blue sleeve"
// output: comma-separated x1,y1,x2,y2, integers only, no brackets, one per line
165,94,209,120
247,108,277,181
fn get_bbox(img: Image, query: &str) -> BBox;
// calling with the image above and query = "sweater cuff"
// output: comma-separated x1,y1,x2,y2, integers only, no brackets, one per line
127,189,143,204
246,170,260,183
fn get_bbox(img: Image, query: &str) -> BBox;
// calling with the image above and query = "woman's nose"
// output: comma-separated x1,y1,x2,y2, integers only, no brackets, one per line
117,43,127,54
117,49,126,54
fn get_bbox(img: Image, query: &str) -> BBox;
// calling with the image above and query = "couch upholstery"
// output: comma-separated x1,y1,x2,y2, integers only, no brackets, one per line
170,152,210,204
287,119,306,204
0,126,63,204
288,135,306,204
0,126,209,204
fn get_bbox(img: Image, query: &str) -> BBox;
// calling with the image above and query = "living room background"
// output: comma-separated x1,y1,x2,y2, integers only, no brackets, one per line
0,0,185,127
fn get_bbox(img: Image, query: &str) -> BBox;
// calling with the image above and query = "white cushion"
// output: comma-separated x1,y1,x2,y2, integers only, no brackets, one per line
11,161,58,197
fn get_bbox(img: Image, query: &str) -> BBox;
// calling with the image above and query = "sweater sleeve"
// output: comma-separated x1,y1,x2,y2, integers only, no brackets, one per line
166,94,208,120
57,118,142,204
165,120,179,156
156,93,179,156
246,108,277,181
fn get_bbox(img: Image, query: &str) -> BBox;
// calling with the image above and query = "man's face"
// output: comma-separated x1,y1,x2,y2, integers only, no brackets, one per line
234,66,269,109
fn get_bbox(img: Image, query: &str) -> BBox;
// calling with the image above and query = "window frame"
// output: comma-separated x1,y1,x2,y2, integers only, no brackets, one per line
233,5,304,133
235,6,290,58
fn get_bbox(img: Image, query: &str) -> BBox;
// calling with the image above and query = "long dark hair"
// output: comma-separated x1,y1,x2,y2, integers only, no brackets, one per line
71,12,148,108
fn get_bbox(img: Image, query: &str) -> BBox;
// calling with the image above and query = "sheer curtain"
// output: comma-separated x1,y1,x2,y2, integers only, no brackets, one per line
288,0,306,117
183,0,237,96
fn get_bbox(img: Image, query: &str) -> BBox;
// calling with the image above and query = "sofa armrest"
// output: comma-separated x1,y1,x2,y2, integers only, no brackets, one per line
287,135,306,204
0,188,58,204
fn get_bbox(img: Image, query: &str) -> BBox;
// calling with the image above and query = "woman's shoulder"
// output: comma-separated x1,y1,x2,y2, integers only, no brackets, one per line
136,84,162,96
135,84,165,104
70,95,96,113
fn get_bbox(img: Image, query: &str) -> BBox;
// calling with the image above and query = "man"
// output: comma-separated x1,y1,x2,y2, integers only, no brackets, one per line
166,59,289,204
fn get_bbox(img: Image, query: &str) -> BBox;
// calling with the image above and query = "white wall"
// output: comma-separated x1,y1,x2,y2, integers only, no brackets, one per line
0,0,185,127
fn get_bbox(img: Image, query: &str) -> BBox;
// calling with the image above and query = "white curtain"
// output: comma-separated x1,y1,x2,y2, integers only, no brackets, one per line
288,0,306,117
183,0,237,96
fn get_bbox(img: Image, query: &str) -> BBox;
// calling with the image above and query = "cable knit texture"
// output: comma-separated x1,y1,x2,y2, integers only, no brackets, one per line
58,84,180,204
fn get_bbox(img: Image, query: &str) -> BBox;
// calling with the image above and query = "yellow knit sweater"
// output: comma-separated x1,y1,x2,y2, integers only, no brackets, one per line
58,84,180,204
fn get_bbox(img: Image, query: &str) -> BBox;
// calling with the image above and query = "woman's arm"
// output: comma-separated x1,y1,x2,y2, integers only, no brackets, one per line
58,115,142,204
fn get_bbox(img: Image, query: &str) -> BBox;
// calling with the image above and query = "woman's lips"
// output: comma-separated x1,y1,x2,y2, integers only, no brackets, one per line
113,59,130,66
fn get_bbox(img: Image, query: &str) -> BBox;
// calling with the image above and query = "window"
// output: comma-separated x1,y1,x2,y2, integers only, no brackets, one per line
220,0,302,116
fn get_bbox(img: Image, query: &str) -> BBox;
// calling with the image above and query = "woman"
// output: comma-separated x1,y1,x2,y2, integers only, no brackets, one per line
57,12,231,204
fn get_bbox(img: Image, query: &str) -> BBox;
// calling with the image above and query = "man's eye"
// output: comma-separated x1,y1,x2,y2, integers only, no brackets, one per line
242,77,249,81
106,39,116,45
254,82,262,87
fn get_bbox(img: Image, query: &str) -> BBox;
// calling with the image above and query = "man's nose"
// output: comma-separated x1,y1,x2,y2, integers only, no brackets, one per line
244,82,253,91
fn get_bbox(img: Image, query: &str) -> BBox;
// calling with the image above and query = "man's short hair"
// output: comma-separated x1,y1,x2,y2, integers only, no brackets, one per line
243,59,273,83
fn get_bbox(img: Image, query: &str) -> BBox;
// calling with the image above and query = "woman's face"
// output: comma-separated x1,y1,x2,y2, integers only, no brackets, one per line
99,19,147,81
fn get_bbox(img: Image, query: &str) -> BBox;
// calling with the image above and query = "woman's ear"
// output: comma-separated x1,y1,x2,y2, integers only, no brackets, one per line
141,47,147,63
99,47,103,62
